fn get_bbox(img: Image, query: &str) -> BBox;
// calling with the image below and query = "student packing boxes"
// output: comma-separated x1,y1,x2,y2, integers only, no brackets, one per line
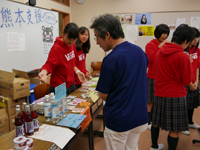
0,69,30,100
0,108,9,137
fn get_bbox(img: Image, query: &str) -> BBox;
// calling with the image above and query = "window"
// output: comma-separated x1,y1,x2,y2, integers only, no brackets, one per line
51,0,70,7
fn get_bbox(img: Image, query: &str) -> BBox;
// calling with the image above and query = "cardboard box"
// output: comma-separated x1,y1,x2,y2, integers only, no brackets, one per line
0,69,30,99
0,108,9,137
9,114,15,131
30,77,40,85
0,96,25,116
29,74,50,85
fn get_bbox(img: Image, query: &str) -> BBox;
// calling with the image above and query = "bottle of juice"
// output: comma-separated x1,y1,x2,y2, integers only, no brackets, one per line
31,103,39,132
62,97,68,117
44,95,52,121
25,105,34,136
21,102,27,131
15,108,24,137
51,96,59,123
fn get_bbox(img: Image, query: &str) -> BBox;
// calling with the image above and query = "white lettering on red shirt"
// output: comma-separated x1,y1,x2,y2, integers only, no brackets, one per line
190,53,198,59
78,54,85,61
65,50,75,61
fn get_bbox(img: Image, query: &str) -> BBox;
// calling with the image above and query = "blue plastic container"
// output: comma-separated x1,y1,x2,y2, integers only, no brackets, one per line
25,84,37,104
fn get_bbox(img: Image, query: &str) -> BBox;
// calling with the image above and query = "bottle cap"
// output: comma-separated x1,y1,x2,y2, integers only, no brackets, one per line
23,102,27,105
16,108,20,111
45,95,49,99
16,105,20,108
26,105,30,108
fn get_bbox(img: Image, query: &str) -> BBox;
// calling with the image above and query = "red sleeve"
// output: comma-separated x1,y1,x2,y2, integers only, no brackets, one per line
180,55,192,86
145,43,158,64
80,54,88,74
41,48,59,74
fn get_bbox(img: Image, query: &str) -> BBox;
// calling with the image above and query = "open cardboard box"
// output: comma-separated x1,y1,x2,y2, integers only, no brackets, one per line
0,69,30,100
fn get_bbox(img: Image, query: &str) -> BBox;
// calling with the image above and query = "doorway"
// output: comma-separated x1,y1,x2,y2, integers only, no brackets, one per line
52,9,70,36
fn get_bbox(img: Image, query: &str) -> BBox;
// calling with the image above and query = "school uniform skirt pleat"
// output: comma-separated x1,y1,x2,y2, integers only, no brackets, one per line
147,78,155,103
185,86,200,109
150,96,189,132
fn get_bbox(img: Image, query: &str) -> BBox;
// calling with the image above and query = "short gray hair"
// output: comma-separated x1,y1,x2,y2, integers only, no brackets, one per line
90,14,124,39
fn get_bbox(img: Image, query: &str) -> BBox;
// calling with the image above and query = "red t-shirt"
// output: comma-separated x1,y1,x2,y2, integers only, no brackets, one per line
41,36,76,88
145,39,160,79
153,43,191,97
189,47,200,83
74,48,88,85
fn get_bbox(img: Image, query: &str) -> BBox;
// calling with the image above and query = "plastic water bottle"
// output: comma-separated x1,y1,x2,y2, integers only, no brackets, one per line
58,99,63,119
49,93,54,102
44,95,52,121
51,96,59,123
62,97,68,117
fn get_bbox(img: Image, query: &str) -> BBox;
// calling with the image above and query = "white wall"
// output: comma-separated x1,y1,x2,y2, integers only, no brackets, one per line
71,0,200,72
11,0,70,15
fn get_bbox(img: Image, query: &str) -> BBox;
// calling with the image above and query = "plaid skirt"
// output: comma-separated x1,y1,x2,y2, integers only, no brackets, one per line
147,78,155,103
150,96,189,132
185,86,200,109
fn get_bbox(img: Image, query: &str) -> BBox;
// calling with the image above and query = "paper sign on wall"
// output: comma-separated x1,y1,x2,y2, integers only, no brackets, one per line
80,107,92,132
55,82,66,102
138,26,155,36
7,32,25,52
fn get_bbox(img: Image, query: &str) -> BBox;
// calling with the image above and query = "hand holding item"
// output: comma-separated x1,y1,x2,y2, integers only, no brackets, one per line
38,70,47,83
85,72,92,80
76,70,87,83
158,40,170,48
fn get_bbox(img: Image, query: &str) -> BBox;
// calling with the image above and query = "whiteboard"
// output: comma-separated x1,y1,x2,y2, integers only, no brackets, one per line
0,0,59,72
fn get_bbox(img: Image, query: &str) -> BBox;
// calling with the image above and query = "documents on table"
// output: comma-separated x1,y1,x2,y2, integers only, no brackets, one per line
57,114,86,129
29,124,75,149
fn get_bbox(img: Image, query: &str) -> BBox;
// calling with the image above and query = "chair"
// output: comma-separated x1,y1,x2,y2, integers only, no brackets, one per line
91,61,102,77
192,128,200,144
33,83,50,100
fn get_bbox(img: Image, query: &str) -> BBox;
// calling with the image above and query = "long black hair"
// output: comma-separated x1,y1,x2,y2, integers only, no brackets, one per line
184,27,200,52
75,27,91,53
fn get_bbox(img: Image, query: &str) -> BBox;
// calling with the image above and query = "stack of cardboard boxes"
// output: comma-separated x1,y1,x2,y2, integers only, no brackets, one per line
0,69,30,137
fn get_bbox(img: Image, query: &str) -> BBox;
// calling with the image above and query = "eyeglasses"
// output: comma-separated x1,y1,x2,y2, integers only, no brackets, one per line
94,37,97,41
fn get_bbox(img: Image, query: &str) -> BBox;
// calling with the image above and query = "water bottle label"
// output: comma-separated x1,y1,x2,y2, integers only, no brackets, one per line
52,108,59,118
44,106,52,117
25,121,34,133
63,104,67,112
59,106,63,115
33,118,39,129
15,125,24,137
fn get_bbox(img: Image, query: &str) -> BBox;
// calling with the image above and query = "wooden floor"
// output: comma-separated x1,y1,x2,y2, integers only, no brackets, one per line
71,107,200,150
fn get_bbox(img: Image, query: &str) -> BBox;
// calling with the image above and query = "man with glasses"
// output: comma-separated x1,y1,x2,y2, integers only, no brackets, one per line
90,14,149,150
